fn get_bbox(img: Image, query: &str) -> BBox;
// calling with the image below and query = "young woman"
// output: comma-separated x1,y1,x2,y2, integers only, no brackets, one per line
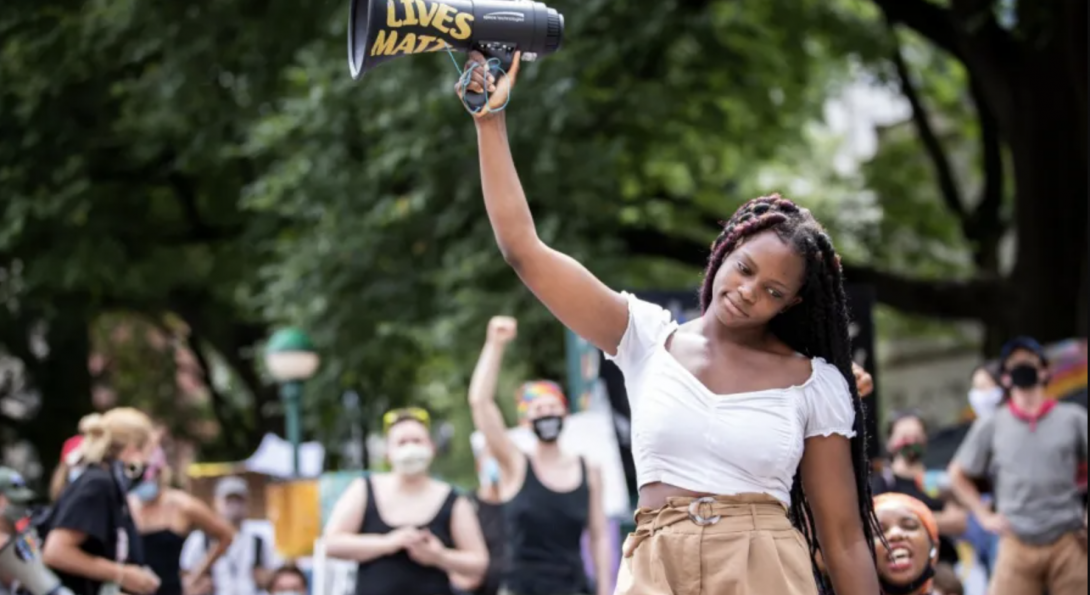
324,408,488,595
967,363,1003,420
49,415,100,502
451,434,507,595
873,493,944,595
467,316,611,595
457,52,881,594
129,447,235,595
872,411,966,568
41,407,162,595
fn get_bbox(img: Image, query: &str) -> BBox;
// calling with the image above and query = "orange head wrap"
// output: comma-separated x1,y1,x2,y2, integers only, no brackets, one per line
874,492,940,557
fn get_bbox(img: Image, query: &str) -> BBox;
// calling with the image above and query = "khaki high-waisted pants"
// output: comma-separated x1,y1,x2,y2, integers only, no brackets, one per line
615,493,818,595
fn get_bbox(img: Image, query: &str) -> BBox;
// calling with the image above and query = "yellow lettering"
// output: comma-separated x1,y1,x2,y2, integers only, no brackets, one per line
370,29,399,56
385,0,404,27
393,32,418,54
415,35,437,52
414,0,439,27
428,37,451,52
451,12,473,40
399,0,419,25
433,4,455,34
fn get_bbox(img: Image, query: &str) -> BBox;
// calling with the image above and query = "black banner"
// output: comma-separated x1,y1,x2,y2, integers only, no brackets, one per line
601,284,879,499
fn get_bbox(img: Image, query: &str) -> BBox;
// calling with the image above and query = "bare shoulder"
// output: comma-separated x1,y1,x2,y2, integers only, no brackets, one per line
583,460,603,485
431,477,456,496
771,347,815,385
170,488,197,510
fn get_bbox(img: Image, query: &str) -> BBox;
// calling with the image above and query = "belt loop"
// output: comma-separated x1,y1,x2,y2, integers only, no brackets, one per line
749,504,759,529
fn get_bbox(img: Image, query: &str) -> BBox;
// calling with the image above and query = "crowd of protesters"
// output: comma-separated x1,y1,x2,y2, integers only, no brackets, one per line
0,333,1084,595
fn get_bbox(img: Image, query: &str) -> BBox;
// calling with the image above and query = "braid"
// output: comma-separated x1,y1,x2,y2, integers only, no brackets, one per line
699,194,881,580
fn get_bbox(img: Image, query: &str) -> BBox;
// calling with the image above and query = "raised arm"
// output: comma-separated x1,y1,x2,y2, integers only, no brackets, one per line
466,52,628,355
468,317,524,477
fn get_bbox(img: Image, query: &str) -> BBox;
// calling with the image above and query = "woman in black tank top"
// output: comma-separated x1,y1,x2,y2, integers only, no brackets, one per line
129,448,235,595
323,412,489,595
466,318,611,595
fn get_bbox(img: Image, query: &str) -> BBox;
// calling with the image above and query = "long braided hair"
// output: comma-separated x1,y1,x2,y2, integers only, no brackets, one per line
698,194,881,578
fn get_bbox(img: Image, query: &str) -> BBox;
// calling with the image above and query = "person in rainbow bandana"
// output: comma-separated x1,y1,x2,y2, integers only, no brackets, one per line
467,316,611,595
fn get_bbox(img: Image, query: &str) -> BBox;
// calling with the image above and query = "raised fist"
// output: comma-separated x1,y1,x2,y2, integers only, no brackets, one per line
852,362,874,398
487,316,518,345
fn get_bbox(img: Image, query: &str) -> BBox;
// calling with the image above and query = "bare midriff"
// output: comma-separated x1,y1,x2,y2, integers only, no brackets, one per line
637,481,716,510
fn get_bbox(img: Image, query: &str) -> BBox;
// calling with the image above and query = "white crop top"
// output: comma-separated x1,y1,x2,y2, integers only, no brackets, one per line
604,292,857,506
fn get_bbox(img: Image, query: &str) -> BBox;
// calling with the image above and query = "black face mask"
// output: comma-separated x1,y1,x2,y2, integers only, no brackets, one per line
531,415,564,443
894,443,926,464
1009,364,1040,389
112,460,147,492
880,564,935,595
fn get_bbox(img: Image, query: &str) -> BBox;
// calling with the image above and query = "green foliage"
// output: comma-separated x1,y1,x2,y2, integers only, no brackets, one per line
5,0,1076,477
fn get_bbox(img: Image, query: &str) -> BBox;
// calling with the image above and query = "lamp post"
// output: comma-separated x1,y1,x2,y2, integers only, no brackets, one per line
264,328,320,478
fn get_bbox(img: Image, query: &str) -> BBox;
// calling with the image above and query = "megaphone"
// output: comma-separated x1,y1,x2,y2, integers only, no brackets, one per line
0,527,74,595
348,0,564,83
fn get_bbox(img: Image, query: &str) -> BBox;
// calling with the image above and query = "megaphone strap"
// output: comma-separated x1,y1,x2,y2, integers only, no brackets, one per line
449,49,511,115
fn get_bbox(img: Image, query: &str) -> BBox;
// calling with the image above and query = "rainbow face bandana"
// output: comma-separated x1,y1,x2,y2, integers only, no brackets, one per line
516,381,568,418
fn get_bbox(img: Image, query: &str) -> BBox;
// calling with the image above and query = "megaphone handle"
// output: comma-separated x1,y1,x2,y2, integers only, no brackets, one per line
461,44,517,113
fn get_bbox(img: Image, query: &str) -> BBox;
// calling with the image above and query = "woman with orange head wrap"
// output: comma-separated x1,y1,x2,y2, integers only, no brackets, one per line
873,493,946,595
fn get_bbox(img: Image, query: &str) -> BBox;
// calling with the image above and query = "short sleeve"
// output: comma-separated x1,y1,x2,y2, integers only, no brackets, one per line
603,292,678,373
1074,406,1088,461
954,416,996,478
179,531,205,571
803,359,858,440
51,472,114,545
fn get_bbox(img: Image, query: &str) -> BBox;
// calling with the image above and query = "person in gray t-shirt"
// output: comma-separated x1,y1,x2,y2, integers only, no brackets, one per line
949,336,1088,595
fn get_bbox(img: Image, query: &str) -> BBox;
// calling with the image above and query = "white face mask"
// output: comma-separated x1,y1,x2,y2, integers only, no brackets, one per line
389,443,433,476
968,387,1004,417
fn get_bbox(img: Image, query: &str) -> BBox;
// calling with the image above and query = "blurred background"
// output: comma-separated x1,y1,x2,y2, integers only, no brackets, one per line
0,0,1086,592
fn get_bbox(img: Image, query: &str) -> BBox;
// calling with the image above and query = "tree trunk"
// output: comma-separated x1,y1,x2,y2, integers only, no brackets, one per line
23,308,95,478
999,25,1089,343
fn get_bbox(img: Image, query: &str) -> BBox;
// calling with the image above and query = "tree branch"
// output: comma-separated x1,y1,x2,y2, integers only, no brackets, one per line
185,326,247,455
618,226,1003,321
965,75,1005,272
890,34,966,222
871,0,962,59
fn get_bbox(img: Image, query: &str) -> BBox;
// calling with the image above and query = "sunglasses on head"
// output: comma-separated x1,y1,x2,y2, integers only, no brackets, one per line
383,407,431,432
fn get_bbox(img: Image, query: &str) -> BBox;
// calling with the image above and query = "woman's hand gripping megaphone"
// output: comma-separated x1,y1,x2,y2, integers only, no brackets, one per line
455,50,521,118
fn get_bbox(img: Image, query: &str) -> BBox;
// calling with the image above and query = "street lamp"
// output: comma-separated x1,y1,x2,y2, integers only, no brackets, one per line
264,328,320,477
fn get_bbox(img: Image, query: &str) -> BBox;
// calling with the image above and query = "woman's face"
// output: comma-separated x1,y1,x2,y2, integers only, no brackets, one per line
387,420,432,450
888,416,927,453
971,368,998,391
117,439,156,480
875,505,933,587
709,230,806,329
526,394,566,421
270,571,307,594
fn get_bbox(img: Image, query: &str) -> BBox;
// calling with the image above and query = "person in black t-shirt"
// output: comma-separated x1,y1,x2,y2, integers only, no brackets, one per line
41,408,162,595
871,410,967,568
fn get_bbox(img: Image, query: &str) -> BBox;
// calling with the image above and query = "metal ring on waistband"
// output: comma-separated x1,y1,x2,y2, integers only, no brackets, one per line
687,496,721,526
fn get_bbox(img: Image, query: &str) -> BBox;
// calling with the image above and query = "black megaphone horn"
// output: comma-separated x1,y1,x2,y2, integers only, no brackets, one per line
348,0,564,81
